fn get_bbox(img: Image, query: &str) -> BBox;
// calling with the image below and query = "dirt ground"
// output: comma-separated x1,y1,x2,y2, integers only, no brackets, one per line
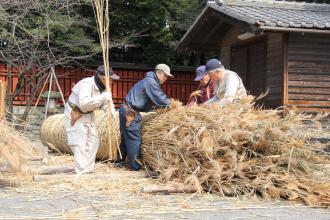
1,142,330,220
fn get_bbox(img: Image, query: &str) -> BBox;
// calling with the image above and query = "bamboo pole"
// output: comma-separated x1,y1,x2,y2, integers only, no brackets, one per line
44,71,53,120
0,80,6,120
93,0,115,160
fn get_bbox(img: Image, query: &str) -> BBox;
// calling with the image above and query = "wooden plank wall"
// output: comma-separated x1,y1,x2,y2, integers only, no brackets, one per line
264,33,284,108
287,33,330,112
0,64,198,108
220,26,241,68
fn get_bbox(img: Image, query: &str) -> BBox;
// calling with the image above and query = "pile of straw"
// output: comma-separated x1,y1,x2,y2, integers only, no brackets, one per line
0,121,40,173
40,111,120,160
141,97,330,207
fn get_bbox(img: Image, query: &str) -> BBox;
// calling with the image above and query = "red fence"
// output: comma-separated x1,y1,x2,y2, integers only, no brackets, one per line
0,63,198,108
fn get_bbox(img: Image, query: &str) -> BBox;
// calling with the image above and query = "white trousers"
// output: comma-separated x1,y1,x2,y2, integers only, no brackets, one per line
65,119,99,174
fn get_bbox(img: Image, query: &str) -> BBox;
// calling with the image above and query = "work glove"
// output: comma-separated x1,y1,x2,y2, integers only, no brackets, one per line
99,91,113,104
190,90,202,98
101,102,117,119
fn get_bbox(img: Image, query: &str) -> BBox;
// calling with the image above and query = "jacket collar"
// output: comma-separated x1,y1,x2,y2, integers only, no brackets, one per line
146,71,160,84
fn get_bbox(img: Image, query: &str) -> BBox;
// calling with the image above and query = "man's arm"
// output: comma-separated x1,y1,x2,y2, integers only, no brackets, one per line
218,74,239,106
78,82,111,112
204,96,218,105
145,79,171,108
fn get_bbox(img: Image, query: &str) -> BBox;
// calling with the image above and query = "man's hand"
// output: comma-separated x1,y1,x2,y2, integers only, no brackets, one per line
102,103,117,119
190,90,202,98
100,91,113,104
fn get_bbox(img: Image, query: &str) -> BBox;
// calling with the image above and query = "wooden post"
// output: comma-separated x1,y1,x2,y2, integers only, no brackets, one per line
0,80,7,120
141,185,198,194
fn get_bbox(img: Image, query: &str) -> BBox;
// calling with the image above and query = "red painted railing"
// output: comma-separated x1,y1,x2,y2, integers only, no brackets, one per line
0,63,198,108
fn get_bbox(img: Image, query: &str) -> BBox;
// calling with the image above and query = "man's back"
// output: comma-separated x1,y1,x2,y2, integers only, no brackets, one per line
125,71,170,112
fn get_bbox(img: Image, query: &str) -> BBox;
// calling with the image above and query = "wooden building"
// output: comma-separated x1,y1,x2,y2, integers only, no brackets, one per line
177,0,330,113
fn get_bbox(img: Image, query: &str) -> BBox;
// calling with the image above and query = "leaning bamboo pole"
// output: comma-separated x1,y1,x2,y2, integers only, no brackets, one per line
0,80,6,120
93,0,116,160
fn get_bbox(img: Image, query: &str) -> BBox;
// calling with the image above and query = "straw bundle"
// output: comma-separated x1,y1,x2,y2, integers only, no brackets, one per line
141,97,330,207
0,121,40,173
40,111,120,160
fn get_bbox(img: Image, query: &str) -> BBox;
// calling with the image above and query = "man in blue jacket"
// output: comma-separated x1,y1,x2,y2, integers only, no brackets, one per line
117,64,172,170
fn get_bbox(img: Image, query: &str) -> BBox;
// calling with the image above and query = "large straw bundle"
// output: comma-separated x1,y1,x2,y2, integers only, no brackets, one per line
0,121,40,173
141,97,330,207
40,111,120,160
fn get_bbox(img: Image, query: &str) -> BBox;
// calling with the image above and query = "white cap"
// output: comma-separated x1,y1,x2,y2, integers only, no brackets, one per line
155,64,173,78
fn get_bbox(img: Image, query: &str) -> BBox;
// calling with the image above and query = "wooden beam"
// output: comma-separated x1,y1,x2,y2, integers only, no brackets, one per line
282,33,288,107
141,185,198,194
288,100,330,107
38,166,75,175
260,26,330,35
200,20,224,45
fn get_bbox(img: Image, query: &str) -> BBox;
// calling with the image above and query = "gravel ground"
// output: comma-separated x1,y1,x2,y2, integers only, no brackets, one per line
0,152,329,220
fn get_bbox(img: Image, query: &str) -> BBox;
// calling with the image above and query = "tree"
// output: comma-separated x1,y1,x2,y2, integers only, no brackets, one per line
0,0,100,120
109,0,207,66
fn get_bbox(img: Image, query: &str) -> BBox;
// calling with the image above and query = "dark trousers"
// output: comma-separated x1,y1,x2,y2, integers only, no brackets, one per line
118,104,142,171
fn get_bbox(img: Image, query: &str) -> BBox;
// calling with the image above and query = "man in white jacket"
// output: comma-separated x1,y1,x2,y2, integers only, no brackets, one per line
204,59,247,106
64,65,119,174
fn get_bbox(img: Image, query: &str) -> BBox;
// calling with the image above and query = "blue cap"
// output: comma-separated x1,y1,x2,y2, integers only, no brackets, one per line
205,59,224,73
194,65,207,81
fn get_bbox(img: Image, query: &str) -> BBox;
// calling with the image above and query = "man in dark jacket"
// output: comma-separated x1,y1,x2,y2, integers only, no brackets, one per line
117,64,172,170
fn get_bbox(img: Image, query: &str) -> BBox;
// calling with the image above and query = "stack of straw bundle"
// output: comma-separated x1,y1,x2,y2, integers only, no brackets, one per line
40,111,120,160
141,97,330,207
0,121,40,173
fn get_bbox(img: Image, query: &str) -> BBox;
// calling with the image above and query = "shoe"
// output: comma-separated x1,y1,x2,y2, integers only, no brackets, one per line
144,170,158,179
115,161,127,168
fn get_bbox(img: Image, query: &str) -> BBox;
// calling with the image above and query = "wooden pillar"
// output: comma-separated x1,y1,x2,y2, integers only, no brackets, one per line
282,33,288,107
0,80,7,119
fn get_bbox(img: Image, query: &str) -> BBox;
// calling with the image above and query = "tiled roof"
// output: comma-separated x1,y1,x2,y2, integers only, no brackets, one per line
208,0,330,30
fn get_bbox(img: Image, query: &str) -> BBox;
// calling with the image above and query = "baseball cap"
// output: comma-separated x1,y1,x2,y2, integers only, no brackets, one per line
194,65,207,81
96,65,120,80
155,64,173,77
205,59,225,73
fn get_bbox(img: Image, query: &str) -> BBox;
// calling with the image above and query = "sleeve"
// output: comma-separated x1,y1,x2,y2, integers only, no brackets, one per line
205,82,219,105
145,78,171,108
218,74,239,106
78,82,103,112
205,96,219,105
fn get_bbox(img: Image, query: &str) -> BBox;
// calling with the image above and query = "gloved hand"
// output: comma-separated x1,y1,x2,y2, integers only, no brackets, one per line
101,103,117,119
190,90,202,98
99,91,113,104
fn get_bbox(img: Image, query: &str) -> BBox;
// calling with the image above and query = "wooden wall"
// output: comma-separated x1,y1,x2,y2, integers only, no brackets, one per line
220,26,241,68
220,27,283,108
287,33,330,112
0,64,198,108
265,33,284,108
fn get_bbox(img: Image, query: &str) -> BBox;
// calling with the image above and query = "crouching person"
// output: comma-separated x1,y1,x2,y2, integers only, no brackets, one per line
117,64,172,171
204,59,247,106
64,65,119,174
187,65,215,106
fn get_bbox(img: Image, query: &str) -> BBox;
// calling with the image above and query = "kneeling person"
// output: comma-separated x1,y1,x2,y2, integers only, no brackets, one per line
205,59,247,106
